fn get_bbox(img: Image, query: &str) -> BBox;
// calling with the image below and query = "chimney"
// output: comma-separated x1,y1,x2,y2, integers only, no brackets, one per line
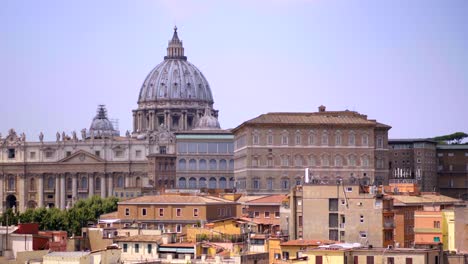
318,105,326,112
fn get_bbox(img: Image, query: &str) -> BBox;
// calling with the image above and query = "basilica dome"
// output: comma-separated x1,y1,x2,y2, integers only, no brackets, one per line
138,27,213,105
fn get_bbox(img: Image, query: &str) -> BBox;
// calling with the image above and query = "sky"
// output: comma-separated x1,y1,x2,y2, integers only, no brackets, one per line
1,0,467,141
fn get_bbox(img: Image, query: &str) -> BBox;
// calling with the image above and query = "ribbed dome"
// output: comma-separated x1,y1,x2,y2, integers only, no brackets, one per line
194,108,221,130
138,27,213,105
88,105,119,137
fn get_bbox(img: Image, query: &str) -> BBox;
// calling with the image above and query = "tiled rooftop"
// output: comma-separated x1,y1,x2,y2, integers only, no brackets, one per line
118,194,236,205
245,194,287,205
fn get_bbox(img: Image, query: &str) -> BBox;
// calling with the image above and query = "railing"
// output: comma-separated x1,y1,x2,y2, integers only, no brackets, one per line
384,222,395,228
196,233,247,243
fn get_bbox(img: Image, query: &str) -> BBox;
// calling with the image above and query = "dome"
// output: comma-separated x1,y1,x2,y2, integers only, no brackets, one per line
88,105,119,137
138,27,213,105
194,108,221,130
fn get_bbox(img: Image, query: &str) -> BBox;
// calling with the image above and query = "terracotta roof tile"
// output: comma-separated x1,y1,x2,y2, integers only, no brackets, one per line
99,211,118,220
118,194,236,205
245,195,287,205
281,239,336,246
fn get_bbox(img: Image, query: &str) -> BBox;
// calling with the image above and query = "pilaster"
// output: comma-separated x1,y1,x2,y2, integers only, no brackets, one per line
88,173,94,198
38,174,44,208
60,174,66,210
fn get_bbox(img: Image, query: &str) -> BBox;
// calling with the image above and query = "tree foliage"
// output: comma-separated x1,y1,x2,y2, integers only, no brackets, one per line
0,196,118,236
432,132,468,144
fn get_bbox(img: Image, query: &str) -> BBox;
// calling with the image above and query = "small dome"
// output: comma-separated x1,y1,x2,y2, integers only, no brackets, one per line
88,105,119,137
194,108,221,130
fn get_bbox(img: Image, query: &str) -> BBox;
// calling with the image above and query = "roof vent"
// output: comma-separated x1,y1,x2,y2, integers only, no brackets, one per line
318,105,326,112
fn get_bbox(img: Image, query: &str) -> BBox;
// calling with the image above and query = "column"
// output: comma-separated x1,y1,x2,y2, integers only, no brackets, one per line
60,174,66,210
100,174,106,198
55,174,60,208
133,112,137,133
107,174,113,197
88,173,94,198
124,173,130,188
38,175,44,208
72,174,77,202
0,174,4,213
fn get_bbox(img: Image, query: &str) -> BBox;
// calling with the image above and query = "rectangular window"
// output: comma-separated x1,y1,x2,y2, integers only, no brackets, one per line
45,151,53,158
142,208,147,216
176,208,182,217
433,221,440,228
8,148,15,159
193,208,199,217
264,211,270,218
405,258,412,264
354,256,359,264
158,224,164,231
125,208,130,216
66,151,72,157
176,224,182,233
387,257,394,264
135,150,142,158
366,256,374,264
94,150,100,157
275,211,280,218
29,152,36,159
448,153,454,157
329,199,338,211
159,208,164,217
298,215,303,227
329,213,338,228
123,243,128,253
177,143,187,154
345,187,353,192
134,243,139,253
254,211,260,218
147,244,152,254
115,150,123,158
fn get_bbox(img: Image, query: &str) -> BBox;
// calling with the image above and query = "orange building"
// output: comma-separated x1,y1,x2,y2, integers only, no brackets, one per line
414,211,443,246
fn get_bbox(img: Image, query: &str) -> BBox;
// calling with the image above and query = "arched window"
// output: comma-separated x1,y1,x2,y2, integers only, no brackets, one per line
362,156,370,167
252,157,259,167
219,177,227,189
309,130,315,145
348,155,356,166
308,156,316,166
322,155,330,167
178,177,186,188
267,178,274,190
377,136,384,148
208,177,217,189
209,159,217,170
199,177,207,188
295,131,301,145
252,130,260,145
295,155,303,167
117,176,124,188
322,130,328,146
30,178,36,191
189,159,197,170
281,130,289,145
178,159,186,170
228,177,235,189
362,134,369,146
95,177,101,190
267,130,273,145
335,131,342,146
135,177,141,187
348,131,355,146
48,177,55,190
281,155,289,167
281,179,290,190
80,177,88,189
335,156,343,167
199,159,207,170
229,160,234,170
189,177,197,188
219,159,227,170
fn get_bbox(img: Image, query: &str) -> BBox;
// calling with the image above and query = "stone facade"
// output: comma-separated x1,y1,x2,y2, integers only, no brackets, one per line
388,139,438,192
0,28,221,212
436,145,468,200
232,106,391,194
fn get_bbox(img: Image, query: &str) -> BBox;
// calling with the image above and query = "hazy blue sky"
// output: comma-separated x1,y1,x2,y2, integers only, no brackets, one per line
1,0,467,140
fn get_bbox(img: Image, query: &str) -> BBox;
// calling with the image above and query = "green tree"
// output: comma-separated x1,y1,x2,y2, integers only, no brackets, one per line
432,132,468,144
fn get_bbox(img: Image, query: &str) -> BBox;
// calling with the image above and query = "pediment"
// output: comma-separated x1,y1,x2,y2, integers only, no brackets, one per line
58,150,104,163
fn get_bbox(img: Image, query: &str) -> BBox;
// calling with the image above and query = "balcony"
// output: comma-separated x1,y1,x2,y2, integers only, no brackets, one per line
339,223,345,229
384,222,395,229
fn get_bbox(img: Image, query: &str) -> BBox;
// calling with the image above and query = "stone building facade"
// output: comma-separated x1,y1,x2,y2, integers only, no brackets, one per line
0,28,223,212
232,106,391,194
388,139,438,192
436,144,468,200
